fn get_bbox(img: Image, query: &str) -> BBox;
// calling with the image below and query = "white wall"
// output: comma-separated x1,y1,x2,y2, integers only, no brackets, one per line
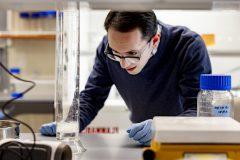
154,10,240,87
154,10,240,53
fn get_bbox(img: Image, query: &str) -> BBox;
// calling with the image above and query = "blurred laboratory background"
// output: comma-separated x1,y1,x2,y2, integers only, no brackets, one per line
0,1,240,133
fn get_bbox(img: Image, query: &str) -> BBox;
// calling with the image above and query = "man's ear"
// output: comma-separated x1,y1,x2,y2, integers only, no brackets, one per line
152,34,160,46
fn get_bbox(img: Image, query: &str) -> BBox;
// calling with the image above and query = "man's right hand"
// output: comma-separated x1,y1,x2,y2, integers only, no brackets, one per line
0,111,5,120
40,122,56,136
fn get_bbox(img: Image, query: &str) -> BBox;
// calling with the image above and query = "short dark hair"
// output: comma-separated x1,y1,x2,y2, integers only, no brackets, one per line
104,11,157,40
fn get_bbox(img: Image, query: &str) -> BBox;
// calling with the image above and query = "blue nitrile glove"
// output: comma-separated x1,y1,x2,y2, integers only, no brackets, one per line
0,111,5,119
127,119,153,146
40,122,56,136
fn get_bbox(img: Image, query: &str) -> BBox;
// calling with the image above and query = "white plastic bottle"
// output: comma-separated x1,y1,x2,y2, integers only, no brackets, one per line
197,74,233,117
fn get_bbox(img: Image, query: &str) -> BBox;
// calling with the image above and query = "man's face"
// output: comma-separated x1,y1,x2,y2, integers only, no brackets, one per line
108,28,153,75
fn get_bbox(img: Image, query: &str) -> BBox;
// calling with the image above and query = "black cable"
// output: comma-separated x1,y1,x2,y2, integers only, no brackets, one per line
0,140,32,159
0,62,36,160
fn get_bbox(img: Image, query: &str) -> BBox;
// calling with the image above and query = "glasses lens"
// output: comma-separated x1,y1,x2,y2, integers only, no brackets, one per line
107,48,140,64
125,58,139,64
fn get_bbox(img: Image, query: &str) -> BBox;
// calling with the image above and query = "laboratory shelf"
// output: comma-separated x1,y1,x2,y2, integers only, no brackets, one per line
208,49,240,56
0,31,55,40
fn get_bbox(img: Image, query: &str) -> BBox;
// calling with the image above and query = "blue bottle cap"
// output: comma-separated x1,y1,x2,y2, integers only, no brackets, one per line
200,74,231,90
39,11,48,18
38,11,56,18
11,92,23,99
46,11,56,18
20,12,30,19
10,68,21,74
31,12,40,19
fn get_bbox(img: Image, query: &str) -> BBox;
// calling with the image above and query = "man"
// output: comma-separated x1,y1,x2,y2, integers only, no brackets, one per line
40,11,212,145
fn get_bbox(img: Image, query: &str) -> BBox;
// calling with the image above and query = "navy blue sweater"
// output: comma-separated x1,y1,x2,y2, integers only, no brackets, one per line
79,21,212,131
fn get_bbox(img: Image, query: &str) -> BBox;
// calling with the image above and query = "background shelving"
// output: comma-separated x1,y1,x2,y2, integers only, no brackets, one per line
0,31,55,40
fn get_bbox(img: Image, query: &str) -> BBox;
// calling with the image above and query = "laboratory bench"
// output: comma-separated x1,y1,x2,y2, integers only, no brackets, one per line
20,133,144,160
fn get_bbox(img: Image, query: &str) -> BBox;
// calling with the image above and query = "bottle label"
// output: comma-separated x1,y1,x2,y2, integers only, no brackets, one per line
212,105,231,117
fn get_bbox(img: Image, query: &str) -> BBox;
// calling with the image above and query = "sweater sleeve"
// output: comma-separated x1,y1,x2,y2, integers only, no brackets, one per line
178,35,212,116
79,37,113,131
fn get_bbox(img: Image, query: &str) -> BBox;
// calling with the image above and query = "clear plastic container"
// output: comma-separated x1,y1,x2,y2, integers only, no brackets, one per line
44,11,56,31
39,11,56,31
19,12,30,31
197,74,234,117
31,12,40,31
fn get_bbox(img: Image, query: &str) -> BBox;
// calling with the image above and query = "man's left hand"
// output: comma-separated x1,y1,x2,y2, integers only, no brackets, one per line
127,119,153,146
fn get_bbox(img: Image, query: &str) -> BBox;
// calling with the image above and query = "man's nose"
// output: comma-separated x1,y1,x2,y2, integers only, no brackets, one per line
120,59,128,69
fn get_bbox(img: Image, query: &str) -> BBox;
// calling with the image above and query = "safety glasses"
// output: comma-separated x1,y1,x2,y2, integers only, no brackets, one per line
104,41,150,65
